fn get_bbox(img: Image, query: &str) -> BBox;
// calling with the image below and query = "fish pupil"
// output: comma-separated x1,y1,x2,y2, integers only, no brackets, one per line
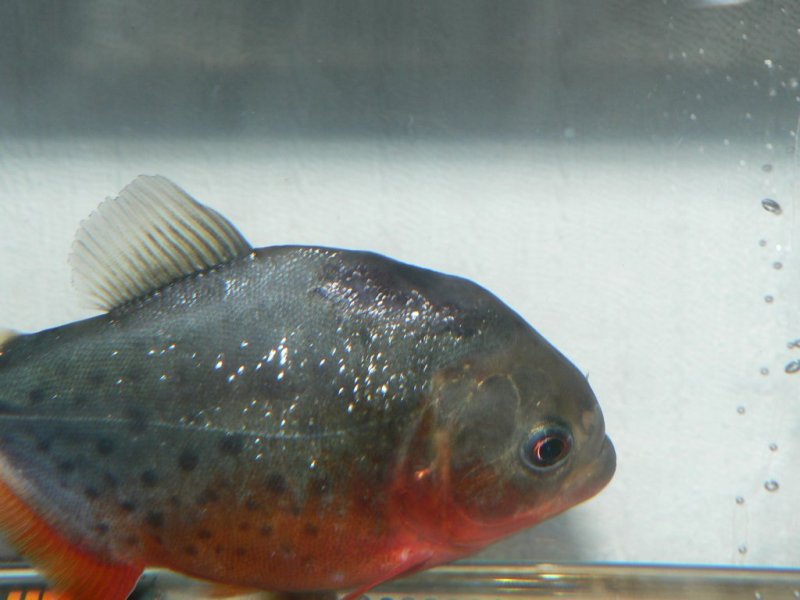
535,436,566,463
521,425,573,470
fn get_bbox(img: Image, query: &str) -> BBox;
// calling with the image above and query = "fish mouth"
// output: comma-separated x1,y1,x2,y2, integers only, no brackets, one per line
567,434,616,505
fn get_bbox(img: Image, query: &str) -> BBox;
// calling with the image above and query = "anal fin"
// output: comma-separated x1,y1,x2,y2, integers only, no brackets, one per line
0,475,143,600
342,551,432,600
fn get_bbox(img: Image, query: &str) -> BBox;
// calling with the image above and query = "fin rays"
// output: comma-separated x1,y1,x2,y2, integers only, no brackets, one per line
70,176,253,311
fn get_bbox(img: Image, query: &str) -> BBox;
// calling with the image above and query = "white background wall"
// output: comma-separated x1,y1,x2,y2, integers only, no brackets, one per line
0,0,798,571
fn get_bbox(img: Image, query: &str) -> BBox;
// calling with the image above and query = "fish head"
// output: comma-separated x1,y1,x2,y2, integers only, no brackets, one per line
393,321,615,557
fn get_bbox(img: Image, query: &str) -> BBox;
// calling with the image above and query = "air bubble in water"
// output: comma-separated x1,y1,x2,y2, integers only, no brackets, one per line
735,496,745,505
769,442,778,451
738,545,748,554
737,406,746,414
759,239,767,247
754,592,762,600
762,198,782,214
785,360,800,374
764,480,779,492
759,367,769,375
765,295,774,303
773,261,783,269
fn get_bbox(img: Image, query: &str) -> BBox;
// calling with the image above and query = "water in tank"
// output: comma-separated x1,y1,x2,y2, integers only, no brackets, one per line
0,1,798,599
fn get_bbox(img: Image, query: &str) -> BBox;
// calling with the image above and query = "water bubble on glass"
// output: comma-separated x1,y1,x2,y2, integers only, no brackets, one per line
738,545,748,554
769,442,778,452
785,360,800,374
759,367,769,375
758,239,767,247
764,295,774,303
761,163,773,172
764,480,779,492
735,496,745,505
737,406,746,415
773,261,783,270
762,198,782,214
787,339,800,349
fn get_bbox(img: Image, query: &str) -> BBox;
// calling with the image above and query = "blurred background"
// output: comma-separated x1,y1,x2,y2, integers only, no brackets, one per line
0,0,798,570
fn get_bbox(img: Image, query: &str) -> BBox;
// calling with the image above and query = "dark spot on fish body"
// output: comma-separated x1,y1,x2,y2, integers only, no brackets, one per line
103,471,119,488
125,365,145,383
125,408,148,433
140,469,159,488
123,535,138,546
169,495,181,507
96,438,115,455
145,511,164,529
218,433,244,456
27,388,45,405
0,400,23,415
184,544,198,556
87,372,105,387
120,500,137,513
214,544,224,555
197,528,213,540
57,459,76,474
72,394,89,408
303,523,320,537
35,438,51,453
308,474,331,498
196,486,220,505
93,523,109,535
238,522,250,532
84,486,101,500
178,449,199,471
259,524,272,536
265,473,287,494
244,497,261,511
235,547,247,557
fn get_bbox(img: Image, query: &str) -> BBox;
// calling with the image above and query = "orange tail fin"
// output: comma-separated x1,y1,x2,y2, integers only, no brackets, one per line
0,476,142,600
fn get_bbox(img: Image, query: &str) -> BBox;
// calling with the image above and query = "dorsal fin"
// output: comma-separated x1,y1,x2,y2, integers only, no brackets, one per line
70,175,253,311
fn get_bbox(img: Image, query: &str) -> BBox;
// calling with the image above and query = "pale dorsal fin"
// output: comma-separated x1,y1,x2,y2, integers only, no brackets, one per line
70,175,253,311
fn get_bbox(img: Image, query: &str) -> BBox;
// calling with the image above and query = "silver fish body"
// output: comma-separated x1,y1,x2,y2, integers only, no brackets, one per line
0,177,615,598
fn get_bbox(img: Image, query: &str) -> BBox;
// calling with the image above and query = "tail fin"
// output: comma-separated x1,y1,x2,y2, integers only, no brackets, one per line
0,472,143,600
0,328,144,598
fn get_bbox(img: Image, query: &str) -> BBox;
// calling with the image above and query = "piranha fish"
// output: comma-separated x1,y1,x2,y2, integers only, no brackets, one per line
0,176,615,600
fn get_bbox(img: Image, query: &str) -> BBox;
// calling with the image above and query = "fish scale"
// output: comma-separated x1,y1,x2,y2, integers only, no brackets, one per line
0,176,614,600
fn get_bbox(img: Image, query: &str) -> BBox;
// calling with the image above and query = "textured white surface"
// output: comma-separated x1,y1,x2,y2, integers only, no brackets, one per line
0,135,797,567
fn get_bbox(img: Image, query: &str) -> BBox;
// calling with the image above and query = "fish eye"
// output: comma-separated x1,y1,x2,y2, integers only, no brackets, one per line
520,424,573,471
